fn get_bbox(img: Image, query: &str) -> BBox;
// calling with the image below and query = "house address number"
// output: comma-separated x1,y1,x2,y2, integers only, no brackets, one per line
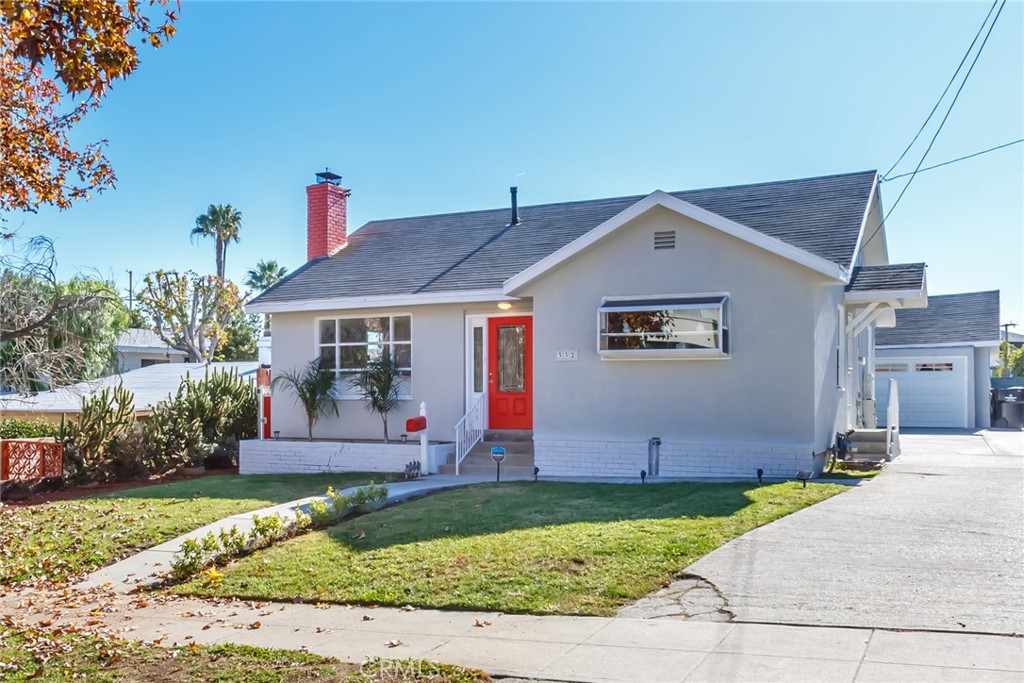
555,348,579,362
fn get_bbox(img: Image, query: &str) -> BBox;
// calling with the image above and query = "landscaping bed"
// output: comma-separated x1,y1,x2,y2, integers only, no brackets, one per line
177,480,845,616
0,623,487,682
0,473,397,585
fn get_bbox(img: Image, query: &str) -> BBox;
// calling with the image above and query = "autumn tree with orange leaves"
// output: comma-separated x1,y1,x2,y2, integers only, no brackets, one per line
1,2,178,392
1,1,179,218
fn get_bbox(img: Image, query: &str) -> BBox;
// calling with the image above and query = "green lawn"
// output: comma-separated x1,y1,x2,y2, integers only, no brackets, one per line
0,473,396,585
178,480,844,616
0,625,486,682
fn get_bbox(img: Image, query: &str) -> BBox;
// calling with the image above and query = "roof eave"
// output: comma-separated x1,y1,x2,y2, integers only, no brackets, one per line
246,288,514,314
877,340,1002,349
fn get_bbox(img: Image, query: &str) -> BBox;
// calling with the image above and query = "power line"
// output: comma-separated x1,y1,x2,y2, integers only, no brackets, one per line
864,0,1006,250
883,0,999,179
881,139,1023,182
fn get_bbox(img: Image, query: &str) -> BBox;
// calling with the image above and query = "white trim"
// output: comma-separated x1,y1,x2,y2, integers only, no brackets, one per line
848,173,880,269
464,315,488,414
844,289,925,303
504,191,849,294
878,341,1001,349
248,288,514,314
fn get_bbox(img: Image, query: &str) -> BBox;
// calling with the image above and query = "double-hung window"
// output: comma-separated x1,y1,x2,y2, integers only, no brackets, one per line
598,295,730,359
318,315,412,398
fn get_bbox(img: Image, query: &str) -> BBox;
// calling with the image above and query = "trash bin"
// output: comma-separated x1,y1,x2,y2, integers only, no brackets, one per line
991,387,1024,429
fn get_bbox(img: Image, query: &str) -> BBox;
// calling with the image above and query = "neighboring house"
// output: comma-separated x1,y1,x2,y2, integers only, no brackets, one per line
875,291,1000,429
115,328,188,372
1005,330,1024,349
0,362,257,421
247,170,928,478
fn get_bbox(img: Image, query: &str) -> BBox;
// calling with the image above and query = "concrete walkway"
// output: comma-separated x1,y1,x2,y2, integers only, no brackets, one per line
3,591,1021,683
677,430,1024,635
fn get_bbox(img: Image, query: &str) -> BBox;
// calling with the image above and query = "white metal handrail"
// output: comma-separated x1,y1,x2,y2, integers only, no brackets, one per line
454,392,486,475
886,378,901,460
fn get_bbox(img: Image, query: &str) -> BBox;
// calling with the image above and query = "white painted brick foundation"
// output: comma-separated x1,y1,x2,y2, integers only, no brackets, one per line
534,438,814,479
240,439,455,475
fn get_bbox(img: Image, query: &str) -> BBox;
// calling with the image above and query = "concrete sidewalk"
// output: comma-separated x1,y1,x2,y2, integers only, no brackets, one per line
4,592,1021,682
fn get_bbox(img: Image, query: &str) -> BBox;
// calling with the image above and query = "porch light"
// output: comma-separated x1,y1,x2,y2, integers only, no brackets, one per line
497,302,513,310
273,431,280,441
401,434,408,443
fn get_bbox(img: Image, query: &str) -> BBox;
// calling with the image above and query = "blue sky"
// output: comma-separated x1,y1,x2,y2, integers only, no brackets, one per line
9,1,1024,324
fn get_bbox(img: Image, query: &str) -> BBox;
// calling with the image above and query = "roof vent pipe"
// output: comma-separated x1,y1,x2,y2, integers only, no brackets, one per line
510,186,520,225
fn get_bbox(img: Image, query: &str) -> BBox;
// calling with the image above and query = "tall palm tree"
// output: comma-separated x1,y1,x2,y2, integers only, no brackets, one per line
244,259,288,292
191,204,242,280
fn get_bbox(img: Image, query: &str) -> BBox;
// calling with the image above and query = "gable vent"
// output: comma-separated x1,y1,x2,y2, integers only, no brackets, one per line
653,230,676,250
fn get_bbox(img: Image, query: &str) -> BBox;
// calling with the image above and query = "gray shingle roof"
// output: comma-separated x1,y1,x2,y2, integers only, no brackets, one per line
876,291,1001,347
115,328,187,354
846,263,926,292
253,170,877,305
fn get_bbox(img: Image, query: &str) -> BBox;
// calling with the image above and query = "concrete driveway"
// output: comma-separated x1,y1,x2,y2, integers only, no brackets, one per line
682,430,1024,635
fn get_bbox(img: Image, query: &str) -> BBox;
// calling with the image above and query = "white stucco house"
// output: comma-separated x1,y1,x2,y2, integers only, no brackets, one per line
114,328,188,372
875,290,1000,429
244,170,929,478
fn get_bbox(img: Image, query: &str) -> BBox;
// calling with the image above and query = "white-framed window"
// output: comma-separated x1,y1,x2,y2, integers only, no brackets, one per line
916,362,953,372
875,362,908,373
317,315,412,398
598,294,730,359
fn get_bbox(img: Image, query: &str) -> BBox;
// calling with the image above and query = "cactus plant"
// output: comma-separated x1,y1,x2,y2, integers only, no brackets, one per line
62,383,136,479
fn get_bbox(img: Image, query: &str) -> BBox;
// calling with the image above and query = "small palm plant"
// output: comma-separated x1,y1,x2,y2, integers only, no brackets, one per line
271,358,338,441
350,350,406,443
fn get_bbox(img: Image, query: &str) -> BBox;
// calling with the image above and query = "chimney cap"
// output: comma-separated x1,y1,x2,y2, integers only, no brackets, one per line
315,169,343,185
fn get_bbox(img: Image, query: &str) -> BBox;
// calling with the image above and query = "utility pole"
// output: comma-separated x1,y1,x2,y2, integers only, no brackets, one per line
1001,321,1017,374
126,270,133,312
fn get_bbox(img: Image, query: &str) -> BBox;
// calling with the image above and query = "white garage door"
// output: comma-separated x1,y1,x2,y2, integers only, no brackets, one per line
875,357,969,428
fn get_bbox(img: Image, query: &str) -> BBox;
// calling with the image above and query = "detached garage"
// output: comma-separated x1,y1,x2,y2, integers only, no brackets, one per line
875,291,1000,429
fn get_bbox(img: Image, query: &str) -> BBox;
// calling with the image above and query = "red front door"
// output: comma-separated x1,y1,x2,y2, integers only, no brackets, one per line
487,316,533,430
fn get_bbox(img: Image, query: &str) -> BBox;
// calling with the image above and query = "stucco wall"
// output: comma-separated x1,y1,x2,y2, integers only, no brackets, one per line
269,304,470,442
974,346,995,428
519,206,828,459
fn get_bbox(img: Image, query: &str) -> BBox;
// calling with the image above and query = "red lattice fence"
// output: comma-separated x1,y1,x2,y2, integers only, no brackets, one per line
1,439,64,481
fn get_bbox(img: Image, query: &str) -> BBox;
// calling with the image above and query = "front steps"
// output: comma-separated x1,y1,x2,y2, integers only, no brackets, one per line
845,428,894,462
437,430,536,477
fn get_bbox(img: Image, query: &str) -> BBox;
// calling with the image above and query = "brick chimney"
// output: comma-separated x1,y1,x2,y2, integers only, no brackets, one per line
306,170,350,261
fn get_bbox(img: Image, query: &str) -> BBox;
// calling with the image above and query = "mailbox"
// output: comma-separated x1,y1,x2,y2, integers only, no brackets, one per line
405,415,427,433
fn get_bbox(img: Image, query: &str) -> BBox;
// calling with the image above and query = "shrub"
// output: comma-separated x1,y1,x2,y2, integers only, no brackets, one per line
168,483,389,583
144,368,256,471
0,418,60,440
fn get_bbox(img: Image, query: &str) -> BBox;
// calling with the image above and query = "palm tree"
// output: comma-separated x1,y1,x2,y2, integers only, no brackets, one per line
350,350,405,443
271,358,339,440
245,260,288,335
191,204,242,280
244,259,288,291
